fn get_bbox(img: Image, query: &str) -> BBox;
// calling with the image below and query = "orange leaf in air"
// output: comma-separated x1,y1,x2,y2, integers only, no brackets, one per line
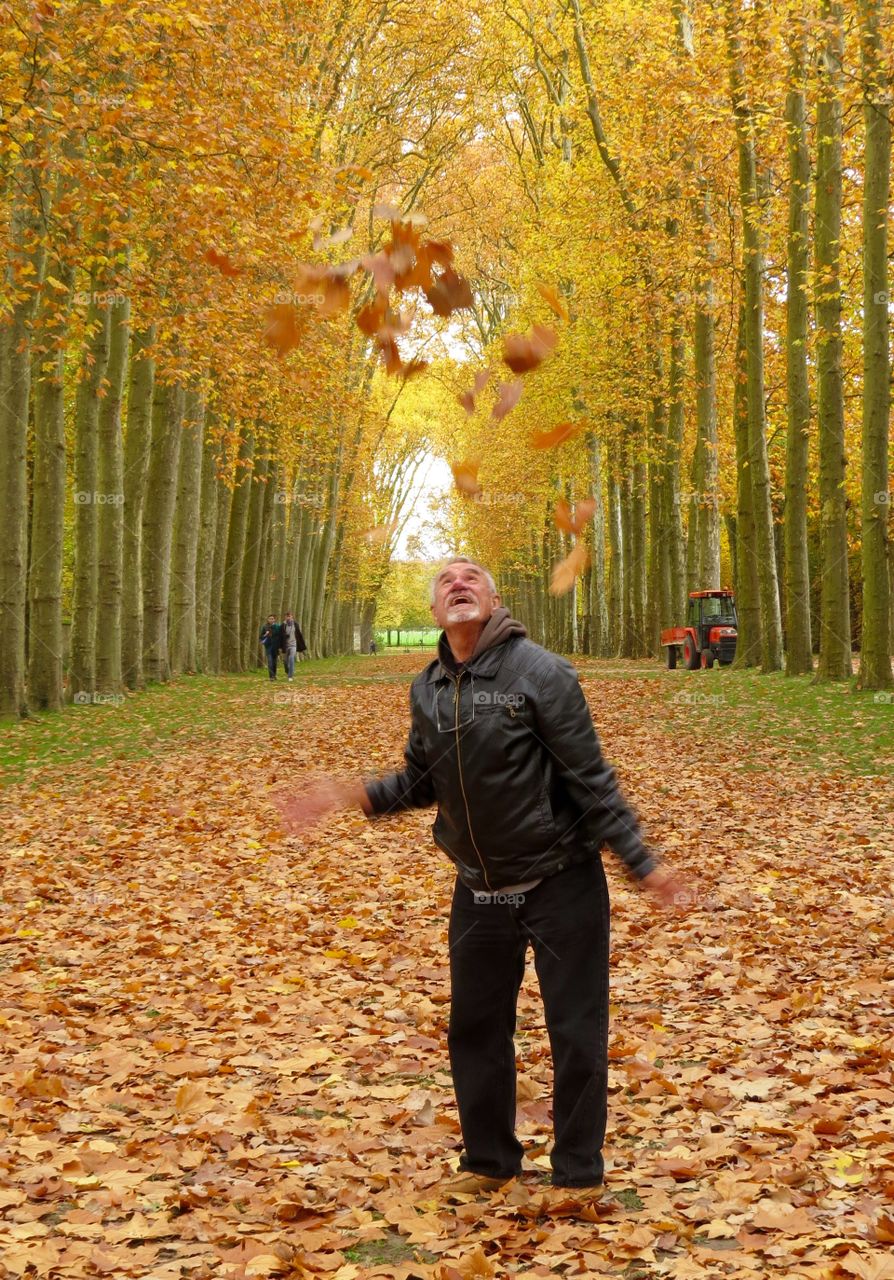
363,520,399,545
425,268,473,316
492,379,523,421
204,247,241,277
458,368,491,415
502,323,558,374
554,496,597,534
530,421,583,449
451,460,482,498
535,281,570,322
549,542,590,596
263,304,304,356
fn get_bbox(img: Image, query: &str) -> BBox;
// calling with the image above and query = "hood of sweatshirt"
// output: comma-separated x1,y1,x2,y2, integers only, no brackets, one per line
437,605,527,674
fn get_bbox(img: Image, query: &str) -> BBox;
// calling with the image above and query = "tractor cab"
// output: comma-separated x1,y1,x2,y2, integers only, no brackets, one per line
661,590,738,669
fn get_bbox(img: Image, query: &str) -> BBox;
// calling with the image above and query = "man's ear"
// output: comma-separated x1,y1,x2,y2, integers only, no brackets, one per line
492,593,502,609
430,601,438,620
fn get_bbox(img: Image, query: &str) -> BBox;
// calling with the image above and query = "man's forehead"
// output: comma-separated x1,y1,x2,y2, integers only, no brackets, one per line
437,563,484,582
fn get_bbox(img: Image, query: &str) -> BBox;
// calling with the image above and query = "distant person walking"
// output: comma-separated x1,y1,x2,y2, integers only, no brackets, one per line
259,614,283,681
281,611,306,680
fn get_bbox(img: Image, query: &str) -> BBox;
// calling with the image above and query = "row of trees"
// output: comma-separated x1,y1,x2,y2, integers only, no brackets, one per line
0,0,467,716
1,0,892,718
426,0,892,688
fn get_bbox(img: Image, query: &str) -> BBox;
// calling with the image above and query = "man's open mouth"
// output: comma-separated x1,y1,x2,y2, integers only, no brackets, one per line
447,592,474,606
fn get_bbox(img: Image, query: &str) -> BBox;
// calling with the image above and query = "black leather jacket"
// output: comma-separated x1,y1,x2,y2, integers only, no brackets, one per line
364,634,656,892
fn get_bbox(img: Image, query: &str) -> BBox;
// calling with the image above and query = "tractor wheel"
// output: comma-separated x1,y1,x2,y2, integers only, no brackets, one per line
701,649,715,669
683,633,700,670
666,645,677,670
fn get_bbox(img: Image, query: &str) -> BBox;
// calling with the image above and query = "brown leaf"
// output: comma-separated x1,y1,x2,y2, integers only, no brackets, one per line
491,379,523,421
502,323,558,374
425,267,473,316
535,280,570,322
549,543,589,596
204,247,241,277
554,496,597,534
530,421,584,450
451,460,482,498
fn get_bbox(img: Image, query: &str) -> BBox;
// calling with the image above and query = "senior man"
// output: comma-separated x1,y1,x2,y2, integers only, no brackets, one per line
279,556,685,1196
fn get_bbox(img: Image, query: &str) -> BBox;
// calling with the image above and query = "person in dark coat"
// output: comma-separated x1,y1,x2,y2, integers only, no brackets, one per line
259,614,282,680
277,556,688,1199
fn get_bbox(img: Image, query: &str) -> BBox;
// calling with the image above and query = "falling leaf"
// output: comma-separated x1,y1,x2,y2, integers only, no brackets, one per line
502,323,558,374
535,280,570,322
549,542,589,595
531,421,584,449
492,379,523,421
554,496,597,534
204,247,241,277
424,267,473,316
451,460,482,498
372,201,403,222
263,303,304,356
458,368,491,415
363,520,399,545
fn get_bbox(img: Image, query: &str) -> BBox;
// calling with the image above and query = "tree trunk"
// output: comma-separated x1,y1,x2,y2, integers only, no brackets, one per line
783,32,814,676
814,0,852,680
858,0,892,689
731,303,761,667
249,458,277,668
121,326,156,689
220,428,254,672
169,390,205,676
725,1,783,672
0,133,45,717
69,292,112,701
207,448,234,674
194,425,220,673
28,187,74,713
141,380,184,683
240,451,270,669
607,466,623,657
94,296,130,695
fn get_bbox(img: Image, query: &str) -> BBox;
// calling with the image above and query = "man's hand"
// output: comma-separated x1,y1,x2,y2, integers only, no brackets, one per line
640,865,692,912
276,778,371,836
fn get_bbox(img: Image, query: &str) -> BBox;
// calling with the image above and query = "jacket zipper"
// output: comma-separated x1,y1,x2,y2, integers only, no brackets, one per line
453,672,493,893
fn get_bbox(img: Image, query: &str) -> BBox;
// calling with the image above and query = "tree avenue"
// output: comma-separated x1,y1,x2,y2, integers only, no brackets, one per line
1,0,892,718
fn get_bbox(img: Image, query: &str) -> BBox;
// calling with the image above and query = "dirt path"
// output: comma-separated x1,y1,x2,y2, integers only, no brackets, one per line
1,659,892,1279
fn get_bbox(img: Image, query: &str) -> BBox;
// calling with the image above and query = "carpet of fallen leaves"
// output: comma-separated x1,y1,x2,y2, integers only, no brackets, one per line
1,658,893,1280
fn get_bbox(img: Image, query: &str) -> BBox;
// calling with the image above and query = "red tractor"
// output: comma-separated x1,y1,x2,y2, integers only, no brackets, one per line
661,590,738,669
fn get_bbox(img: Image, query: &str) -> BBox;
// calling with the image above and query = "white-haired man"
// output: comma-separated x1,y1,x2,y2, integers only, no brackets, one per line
279,556,685,1196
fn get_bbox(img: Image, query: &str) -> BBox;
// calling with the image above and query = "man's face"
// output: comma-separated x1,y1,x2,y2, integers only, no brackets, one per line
430,562,498,629
267,616,275,624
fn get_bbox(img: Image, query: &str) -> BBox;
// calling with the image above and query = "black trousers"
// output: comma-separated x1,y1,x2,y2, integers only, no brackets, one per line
447,857,610,1187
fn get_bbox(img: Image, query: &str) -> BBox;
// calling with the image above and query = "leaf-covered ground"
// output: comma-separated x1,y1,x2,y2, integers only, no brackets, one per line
1,658,893,1280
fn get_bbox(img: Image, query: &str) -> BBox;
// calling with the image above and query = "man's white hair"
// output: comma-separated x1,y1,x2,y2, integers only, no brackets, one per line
430,556,497,604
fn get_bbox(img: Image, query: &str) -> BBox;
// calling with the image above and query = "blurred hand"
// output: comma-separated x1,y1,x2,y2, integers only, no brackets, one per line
276,778,371,835
641,866,692,913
